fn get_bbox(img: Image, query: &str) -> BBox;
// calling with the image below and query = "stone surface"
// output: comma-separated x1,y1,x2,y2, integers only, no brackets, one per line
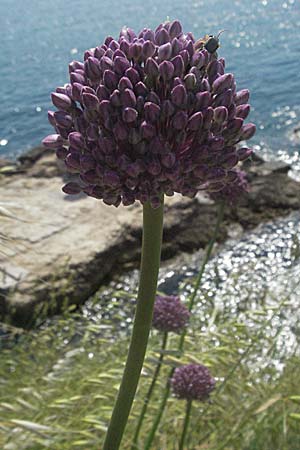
1,151,300,327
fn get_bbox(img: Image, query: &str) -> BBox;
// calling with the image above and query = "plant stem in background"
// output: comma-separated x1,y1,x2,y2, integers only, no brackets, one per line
144,202,224,449
131,331,168,450
179,400,192,450
178,201,225,352
103,199,164,450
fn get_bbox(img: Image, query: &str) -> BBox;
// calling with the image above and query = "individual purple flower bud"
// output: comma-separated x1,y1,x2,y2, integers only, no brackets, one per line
84,49,94,60
130,42,143,60
171,55,184,77
51,93,72,111
210,136,225,151
103,70,118,90
191,51,206,68
71,82,83,102
184,73,197,90
172,111,188,130
118,76,133,91
214,106,228,124
171,37,183,56
136,95,145,113
65,152,81,170
113,56,130,74
237,147,253,161
42,134,64,149
236,104,250,119
87,57,102,78
47,111,56,127
141,121,156,139
161,152,176,168
229,116,244,131
159,60,174,81
94,46,105,59
82,93,99,110
185,40,194,58
152,295,190,333
98,100,111,121
169,20,182,39
119,39,130,56
145,58,159,78
239,123,256,140
158,42,172,61
122,107,138,123
62,182,82,195
95,85,109,100
150,196,162,209
171,364,216,401
120,88,136,107
68,60,84,73
147,156,161,175
161,100,175,118
179,49,190,67
187,111,203,131
68,131,85,150
171,84,187,106
143,29,155,42
70,72,85,85
135,81,148,97
212,73,234,95
53,111,73,128
155,28,170,45
144,102,161,123
234,89,250,106
110,89,121,107
142,40,156,59
125,67,140,85
109,39,119,51
214,89,233,108
195,91,211,109
219,153,239,169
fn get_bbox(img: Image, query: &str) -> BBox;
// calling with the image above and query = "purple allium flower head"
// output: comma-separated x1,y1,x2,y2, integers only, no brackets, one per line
209,169,249,205
171,363,216,401
152,295,190,333
43,20,255,208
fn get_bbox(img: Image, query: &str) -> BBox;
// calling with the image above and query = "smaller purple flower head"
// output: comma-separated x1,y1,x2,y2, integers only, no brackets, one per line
209,169,249,205
152,295,190,333
171,363,216,401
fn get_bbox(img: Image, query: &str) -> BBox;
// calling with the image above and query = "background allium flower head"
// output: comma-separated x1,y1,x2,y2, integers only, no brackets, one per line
209,169,249,205
171,363,216,401
43,20,256,208
152,295,190,333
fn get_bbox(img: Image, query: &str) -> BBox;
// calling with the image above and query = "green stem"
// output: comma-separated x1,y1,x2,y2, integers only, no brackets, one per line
103,199,164,450
179,400,192,450
131,332,168,450
144,202,224,449
178,201,225,352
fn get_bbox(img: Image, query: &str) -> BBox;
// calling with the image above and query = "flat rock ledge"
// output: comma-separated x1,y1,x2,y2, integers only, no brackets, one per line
1,149,299,327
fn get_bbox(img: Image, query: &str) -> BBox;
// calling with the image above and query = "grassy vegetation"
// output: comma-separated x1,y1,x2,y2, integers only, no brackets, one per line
0,275,299,450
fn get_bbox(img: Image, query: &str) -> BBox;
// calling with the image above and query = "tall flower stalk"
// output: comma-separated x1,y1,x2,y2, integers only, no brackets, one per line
103,200,164,449
43,19,255,450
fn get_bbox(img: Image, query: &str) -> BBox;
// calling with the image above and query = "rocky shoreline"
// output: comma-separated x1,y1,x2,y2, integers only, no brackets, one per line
1,147,300,328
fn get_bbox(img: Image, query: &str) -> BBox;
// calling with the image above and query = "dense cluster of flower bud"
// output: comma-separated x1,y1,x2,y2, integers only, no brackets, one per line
43,20,255,208
171,363,216,401
209,169,248,204
152,295,190,333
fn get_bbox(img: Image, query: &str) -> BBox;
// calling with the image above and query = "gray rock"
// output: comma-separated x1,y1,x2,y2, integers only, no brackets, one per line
1,152,300,327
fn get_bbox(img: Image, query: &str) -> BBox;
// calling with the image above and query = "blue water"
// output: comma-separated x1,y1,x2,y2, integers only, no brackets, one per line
0,0,300,169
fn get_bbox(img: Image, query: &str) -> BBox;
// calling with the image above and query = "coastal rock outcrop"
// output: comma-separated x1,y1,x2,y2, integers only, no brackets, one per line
1,148,299,327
